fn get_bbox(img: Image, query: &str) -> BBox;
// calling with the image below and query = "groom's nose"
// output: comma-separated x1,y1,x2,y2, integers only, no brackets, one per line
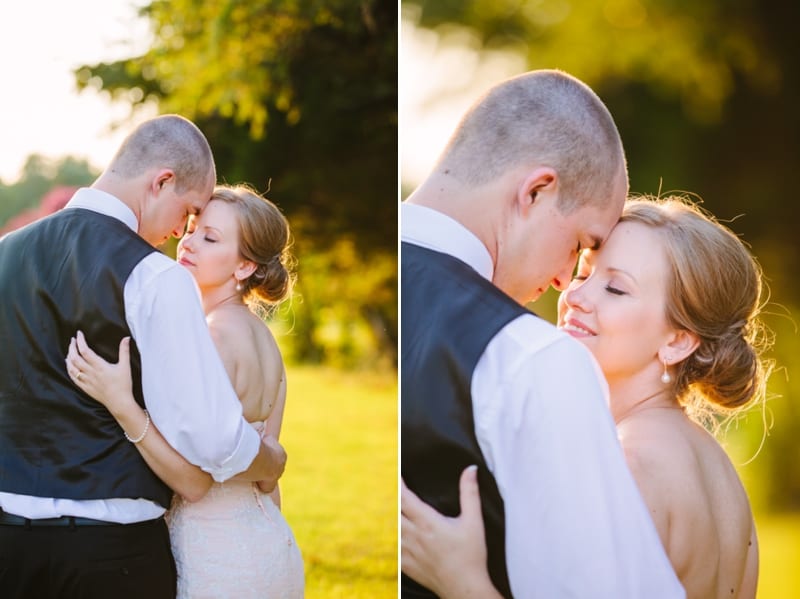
172,221,187,238
551,260,576,291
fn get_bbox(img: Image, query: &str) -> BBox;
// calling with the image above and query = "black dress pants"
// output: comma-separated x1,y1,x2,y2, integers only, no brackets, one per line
0,517,176,599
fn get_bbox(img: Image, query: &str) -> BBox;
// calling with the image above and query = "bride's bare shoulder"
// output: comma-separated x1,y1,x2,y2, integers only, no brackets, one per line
618,411,702,511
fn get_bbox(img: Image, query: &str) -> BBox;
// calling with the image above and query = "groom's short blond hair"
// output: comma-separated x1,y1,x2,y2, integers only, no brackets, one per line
436,70,627,213
108,114,216,193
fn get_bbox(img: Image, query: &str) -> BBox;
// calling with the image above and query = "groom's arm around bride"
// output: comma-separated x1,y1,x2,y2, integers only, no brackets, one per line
0,115,284,599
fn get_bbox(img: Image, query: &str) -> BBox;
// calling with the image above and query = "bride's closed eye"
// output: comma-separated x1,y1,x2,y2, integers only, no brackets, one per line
570,272,626,296
605,285,626,296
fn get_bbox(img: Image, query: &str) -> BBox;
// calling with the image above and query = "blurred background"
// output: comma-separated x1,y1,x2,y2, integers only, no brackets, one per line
401,1,799,596
0,1,397,597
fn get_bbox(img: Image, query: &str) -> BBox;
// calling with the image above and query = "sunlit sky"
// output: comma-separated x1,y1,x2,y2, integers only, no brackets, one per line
399,11,526,191
0,1,154,183
0,4,523,188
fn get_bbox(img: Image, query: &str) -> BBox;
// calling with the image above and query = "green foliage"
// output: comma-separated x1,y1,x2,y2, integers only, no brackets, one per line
100,0,391,138
734,302,800,512
280,364,397,597
751,513,800,597
76,0,398,366
0,155,97,229
75,0,397,252
404,0,777,123
274,239,397,369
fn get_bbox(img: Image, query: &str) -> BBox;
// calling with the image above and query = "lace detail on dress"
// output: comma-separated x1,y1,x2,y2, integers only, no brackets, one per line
166,423,304,598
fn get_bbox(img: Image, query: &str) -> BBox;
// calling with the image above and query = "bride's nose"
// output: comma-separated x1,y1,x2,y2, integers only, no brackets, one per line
563,280,590,312
179,233,195,253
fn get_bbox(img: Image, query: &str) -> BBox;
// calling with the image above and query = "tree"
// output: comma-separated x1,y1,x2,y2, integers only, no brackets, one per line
77,0,396,252
0,186,77,235
0,155,96,231
403,0,778,123
76,0,398,366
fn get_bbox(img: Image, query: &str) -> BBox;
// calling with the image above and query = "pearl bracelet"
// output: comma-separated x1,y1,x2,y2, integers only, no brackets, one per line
124,410,150,444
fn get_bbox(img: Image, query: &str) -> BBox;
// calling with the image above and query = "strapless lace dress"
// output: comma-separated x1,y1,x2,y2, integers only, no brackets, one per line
166,425,304,598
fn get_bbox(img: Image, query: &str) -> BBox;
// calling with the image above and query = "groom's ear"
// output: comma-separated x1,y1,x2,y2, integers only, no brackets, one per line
516,167,558,213
149,169,176,197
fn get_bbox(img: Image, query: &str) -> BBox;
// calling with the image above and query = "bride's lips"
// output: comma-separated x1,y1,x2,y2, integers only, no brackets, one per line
559,316,596,338
178,255,195,267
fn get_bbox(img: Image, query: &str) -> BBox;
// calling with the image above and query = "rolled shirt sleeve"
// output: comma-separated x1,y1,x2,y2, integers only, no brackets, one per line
473,313,685,598
125,253,260,482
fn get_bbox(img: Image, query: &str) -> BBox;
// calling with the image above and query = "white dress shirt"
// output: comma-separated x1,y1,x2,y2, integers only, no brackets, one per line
402,203,684,598
0,188,260,523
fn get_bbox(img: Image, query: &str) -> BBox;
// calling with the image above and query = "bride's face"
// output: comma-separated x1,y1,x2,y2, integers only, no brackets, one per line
557,221,675,383
177,199,243,292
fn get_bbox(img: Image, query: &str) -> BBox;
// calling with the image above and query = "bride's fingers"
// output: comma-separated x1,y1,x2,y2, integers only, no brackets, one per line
400,478,426,518
66,338,91,375
400,477,444,525
400,512,416,537
401,532,432,589
75,330,102,365
65,357,91,390
400,517,419,563
400,544,420,577
117,336,130,365
67,366,86,385
458,465,483,524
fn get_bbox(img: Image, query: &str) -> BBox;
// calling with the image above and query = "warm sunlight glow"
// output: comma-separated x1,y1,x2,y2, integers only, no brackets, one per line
0,0,155,183
400,14,526,192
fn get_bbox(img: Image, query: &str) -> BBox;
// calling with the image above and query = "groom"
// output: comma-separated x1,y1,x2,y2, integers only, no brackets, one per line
401,70,684,597
0,115,285,598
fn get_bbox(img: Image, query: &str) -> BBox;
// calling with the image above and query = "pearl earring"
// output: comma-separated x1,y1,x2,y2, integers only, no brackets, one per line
235,279,242,292
661,358,672,384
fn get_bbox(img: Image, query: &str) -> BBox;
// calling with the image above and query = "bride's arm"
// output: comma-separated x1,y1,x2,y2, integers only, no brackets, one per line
66,331,212,502
402,466,504,599
259,366,288,507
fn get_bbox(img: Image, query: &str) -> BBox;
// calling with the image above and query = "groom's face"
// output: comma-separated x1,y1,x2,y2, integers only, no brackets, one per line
494,172,626,305
140,170,215,247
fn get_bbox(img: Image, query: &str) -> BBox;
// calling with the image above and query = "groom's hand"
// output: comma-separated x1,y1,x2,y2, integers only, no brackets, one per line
255,434,287,493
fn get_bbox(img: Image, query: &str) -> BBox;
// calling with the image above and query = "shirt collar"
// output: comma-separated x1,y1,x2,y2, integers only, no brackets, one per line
65,188,139,233
401,203,494,282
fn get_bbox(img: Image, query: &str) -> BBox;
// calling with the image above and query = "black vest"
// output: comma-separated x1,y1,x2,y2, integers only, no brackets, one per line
401,242,529,598
0,207,173,508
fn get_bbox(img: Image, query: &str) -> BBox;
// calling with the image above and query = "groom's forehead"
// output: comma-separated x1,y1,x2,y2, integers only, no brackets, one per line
183,192,209,216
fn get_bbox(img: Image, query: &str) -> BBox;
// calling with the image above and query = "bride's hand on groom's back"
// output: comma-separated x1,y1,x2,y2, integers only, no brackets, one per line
401,466,501,599
66,331,135,417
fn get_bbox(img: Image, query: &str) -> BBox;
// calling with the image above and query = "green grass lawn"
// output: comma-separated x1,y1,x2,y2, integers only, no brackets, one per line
274,365,800,598
279,365,398,598
754,512,800,598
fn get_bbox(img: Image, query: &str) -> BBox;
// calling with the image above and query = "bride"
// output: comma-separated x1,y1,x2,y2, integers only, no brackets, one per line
402,196,768,599
67,185,304,598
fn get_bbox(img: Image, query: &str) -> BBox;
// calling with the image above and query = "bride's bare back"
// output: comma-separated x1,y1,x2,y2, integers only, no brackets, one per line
206,303,286,424
169,302,303,599
619,409,758,599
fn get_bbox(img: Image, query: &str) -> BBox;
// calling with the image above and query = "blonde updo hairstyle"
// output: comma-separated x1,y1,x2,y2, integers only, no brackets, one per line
211,184,295,309
621,195,771,423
